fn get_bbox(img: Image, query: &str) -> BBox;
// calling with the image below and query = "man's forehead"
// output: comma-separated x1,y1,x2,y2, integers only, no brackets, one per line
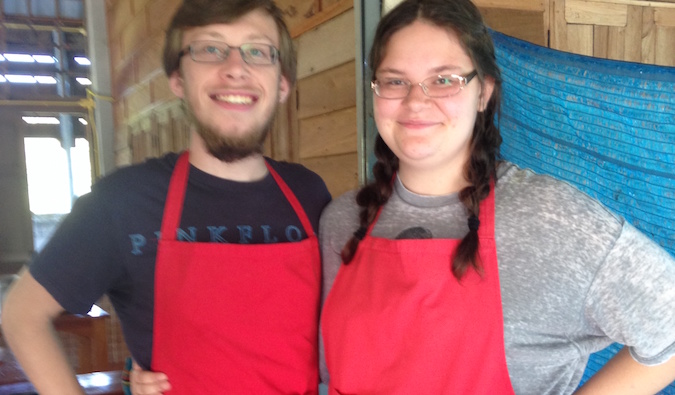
186,29,277,44
182,10,280,45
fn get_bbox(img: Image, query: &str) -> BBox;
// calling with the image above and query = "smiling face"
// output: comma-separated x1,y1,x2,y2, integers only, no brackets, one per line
169,8,290,162
373,20,494,190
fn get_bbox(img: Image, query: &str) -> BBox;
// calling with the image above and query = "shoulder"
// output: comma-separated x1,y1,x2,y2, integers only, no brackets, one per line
494,162,625,271
265,158,330,197
320,190,359,225
92,152,179,195
319,190,359,250
265,157,324,183
265,158,332,232
496,161,622,228
319,190,359,299
496,161,594,200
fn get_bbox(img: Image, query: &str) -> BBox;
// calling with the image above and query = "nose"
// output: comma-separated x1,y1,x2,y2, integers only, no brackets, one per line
218,49,249,80
403,82,431,108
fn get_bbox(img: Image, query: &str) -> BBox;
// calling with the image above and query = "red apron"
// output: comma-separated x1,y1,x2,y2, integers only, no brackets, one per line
321,182,513,394
152,152,320,394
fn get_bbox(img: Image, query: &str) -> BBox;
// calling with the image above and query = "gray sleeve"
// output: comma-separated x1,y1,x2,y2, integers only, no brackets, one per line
584,221,675,365
318,190,360,384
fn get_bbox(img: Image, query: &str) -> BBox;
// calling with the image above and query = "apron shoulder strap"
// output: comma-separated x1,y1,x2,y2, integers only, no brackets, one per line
264,160,316,238
159,151,190,241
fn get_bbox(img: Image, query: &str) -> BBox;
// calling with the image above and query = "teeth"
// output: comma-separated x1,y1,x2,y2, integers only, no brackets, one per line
215,94,253,104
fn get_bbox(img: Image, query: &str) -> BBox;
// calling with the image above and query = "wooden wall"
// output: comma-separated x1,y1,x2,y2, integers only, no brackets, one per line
383,0,675,67
553,0,675,65
473,0,675,66
265,0,358,198
105,0,184,168
292,3,358,197
105,0,674,194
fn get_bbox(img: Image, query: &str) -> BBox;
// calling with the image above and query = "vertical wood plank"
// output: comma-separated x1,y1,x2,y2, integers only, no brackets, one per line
593,25,609,58
145,130,153,161
641,7,657,64
654,8,675,28
655,26,675,66
269,93,295,161
480,8,547,46
607,26,626,60
654,8,675,66
567,24,594,56
131,129,140,164
158,116,174,154
149,115,160,157
289,89,300,162
543,0,551,45
551,0,569,52
624,5,642,62
170,110,188,152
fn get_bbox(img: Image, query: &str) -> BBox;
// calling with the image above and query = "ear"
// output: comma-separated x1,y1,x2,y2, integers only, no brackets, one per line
478,75,495,112
168,70,185,99
278,75,291,104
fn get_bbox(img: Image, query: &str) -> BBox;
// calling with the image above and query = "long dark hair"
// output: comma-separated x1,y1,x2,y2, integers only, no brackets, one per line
341,0,503,279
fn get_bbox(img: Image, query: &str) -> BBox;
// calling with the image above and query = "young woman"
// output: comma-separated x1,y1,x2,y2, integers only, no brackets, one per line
319,0,675,394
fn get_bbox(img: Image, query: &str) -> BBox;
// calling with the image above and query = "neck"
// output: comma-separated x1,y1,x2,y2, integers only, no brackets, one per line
397,163,469,196
188,134,268,182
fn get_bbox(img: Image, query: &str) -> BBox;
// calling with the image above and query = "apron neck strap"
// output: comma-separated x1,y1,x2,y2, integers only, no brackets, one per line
160,151,190,241
160,152,316,241
264,160,316,238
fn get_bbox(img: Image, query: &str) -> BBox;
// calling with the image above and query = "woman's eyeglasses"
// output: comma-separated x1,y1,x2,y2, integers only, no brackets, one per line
371,71,477,99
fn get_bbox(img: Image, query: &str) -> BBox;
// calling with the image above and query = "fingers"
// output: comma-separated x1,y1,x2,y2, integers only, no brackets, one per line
130,360,172,395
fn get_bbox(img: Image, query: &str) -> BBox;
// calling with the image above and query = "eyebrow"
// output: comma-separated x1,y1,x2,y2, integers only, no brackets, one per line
377,65,464,76
193,31,276,45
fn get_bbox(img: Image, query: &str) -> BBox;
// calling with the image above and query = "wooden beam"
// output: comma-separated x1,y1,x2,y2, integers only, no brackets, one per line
290,0,354,38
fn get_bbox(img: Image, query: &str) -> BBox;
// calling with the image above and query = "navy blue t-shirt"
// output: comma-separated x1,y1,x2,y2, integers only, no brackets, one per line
30,152,331,369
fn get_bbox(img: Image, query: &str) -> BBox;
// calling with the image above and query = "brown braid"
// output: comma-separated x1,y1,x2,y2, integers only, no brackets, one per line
341,136,398,264
454,107,502,278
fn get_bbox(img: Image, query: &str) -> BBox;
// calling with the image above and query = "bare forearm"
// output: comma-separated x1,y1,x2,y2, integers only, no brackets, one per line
575,347,675,395
1,270,85,395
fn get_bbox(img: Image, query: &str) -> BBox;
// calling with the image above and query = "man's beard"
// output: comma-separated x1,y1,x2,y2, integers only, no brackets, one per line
184,101,273,163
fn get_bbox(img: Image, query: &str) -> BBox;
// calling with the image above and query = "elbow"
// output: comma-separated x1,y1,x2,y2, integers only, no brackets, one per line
2,285,28,341
1,276,55,342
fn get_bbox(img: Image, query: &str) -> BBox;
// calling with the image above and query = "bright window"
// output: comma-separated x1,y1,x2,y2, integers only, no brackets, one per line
24,137,92,215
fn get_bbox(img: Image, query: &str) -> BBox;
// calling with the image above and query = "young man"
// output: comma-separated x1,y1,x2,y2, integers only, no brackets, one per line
1,1,331,394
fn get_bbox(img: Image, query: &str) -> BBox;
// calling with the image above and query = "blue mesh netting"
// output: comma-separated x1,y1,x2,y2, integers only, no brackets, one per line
492,29,675,393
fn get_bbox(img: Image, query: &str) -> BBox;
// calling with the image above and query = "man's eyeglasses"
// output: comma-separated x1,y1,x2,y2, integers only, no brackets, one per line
178,40,280,66
371,71,478,99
